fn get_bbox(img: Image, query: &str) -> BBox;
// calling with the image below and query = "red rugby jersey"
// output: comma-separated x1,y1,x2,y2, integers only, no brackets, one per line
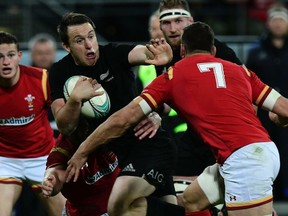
0,65,55,158
141,54,271,164
47,134,120,216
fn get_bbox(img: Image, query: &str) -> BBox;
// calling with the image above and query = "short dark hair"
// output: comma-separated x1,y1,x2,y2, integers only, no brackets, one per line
159,0,191,13
0,31,19,51
182,22,214,53
57,12,96,46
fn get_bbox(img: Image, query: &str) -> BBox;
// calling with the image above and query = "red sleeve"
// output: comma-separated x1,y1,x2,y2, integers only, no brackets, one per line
46,134,75,168
140,67,173,111
247,69,273,107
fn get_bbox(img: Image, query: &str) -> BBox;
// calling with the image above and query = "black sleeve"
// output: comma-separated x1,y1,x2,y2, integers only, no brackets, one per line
214,38,242,65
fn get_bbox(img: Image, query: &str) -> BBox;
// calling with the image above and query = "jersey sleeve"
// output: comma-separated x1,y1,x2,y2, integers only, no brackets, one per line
46,135,74,168
245,67,273,107
105,43,136,69
49,61,66,101
140,68,173,111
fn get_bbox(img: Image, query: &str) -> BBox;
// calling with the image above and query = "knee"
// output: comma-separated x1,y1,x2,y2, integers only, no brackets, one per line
107,197,124,216
108,196,146,216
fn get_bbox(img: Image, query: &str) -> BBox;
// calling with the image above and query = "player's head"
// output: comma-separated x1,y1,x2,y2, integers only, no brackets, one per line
181,22,215,56
0,31,19,51
0,31,22,86
148,10,164,39
159,0,193,48
28,33,57,69
57,12,99,67
57,12,96,46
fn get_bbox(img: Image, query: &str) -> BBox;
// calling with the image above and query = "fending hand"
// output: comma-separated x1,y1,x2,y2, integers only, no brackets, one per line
145,38,172,66
134,112,161,139
65,152,88,183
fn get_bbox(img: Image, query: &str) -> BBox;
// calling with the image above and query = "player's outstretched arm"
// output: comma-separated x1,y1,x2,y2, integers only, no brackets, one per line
128,38,172,66
65,97,150,183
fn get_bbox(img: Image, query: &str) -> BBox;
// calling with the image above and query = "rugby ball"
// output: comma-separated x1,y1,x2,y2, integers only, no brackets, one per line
63,75,111,118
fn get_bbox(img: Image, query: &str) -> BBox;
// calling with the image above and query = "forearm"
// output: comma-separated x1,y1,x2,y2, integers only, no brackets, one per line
55,98,82,135
128,45,153,65
269,96,288,127
128,39,172,66
77,100,147,158
77,113,130,157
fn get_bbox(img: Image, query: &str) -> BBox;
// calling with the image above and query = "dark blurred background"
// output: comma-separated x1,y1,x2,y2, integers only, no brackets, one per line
0,0,274,62
1,0,287,215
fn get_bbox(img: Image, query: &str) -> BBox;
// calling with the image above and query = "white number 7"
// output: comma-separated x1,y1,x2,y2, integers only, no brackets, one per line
197,62,226,88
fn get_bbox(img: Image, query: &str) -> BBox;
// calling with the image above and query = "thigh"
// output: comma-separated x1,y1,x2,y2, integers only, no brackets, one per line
182,178,212,211
0,183,22,216
220,142,279,213
109,175,156,207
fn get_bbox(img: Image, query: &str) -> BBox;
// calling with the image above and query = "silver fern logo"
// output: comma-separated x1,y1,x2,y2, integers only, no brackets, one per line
100,70,110,81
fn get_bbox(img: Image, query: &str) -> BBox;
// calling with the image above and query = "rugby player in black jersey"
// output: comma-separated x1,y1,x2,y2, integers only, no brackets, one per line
44,12,185,216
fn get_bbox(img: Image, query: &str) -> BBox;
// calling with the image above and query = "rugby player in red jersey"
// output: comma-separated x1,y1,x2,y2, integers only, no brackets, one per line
66,22,288,216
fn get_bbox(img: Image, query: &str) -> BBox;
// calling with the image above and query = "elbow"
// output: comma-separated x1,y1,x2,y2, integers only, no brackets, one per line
110,113,134,131
57,123,77,136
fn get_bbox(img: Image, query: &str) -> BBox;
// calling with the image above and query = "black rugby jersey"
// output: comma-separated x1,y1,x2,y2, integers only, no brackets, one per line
49,44,141,143
49,43,173,165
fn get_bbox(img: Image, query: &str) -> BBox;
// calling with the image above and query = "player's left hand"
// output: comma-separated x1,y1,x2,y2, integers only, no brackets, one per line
41,175,56,198
65,152,88,183
134,112,162,139
145,38,172,66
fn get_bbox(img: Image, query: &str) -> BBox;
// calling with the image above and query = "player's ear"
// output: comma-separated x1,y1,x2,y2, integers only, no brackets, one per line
18,50,22,59
188,16,194,24
211,45,216,56
180,43,186,59
62,42,71,53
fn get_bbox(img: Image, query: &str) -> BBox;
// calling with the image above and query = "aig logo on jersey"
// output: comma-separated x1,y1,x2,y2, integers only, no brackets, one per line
24,94,35,111
147,169,164,183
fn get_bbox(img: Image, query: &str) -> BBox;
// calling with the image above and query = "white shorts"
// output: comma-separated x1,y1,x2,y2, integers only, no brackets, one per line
0,156,48,189
220,142,280,210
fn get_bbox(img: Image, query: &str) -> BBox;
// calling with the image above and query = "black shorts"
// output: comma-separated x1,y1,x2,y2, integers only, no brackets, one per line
173,129,216,176
113,129,177,196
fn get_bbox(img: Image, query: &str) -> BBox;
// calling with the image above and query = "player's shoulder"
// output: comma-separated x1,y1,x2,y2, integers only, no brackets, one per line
214,38,242,65
53,53,73,67
19,65,47,79
50,54,75,77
